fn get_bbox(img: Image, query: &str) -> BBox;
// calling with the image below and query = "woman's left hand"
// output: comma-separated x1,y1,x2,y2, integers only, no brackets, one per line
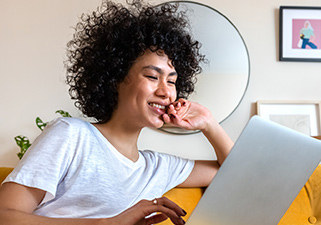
162,98,214,132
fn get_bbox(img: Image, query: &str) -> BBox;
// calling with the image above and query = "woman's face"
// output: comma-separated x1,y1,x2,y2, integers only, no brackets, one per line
115,49,177,129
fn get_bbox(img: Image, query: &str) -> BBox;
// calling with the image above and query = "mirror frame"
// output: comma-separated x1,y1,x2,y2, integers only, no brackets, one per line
158,1,250,135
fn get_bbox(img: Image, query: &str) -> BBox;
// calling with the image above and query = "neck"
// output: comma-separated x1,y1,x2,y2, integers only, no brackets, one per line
93,118,142,162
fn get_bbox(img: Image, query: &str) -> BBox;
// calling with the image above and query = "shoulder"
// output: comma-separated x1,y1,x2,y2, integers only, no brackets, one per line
27,117,91,146
35,117,95,144
47,117,88,127
45,117,90,133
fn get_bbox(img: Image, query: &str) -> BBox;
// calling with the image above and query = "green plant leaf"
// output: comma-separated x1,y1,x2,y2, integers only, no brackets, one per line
36,117,47,131
14,135,31,160
56,110,72,117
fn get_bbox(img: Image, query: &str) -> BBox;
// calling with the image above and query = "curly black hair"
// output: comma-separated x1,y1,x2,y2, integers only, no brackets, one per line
66,0,205,123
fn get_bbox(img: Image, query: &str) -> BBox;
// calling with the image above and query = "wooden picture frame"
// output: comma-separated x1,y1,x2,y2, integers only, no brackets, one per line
257,100,321,136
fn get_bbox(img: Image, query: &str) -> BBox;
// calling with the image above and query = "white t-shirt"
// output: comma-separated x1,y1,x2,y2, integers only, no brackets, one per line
4,118,194,218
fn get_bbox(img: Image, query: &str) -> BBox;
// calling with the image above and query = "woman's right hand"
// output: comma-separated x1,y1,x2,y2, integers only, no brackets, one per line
108,197,186,225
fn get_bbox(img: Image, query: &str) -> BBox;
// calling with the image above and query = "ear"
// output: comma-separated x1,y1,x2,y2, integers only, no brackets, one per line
116,74,132,95
122,74,132,84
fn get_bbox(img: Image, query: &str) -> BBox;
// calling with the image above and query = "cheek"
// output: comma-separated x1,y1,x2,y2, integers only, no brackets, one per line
170,88,177,102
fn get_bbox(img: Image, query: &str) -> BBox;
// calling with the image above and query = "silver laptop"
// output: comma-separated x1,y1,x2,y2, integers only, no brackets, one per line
186,115,321,225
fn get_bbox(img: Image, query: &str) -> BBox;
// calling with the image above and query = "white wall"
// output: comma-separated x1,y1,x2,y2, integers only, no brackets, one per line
1,0,321,167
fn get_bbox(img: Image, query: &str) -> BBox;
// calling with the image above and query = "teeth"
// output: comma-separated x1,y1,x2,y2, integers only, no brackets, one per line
150,103,165,109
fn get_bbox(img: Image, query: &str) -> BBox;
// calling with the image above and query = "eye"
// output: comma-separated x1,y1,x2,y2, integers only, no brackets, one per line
167,77,177,85
145,75,158,80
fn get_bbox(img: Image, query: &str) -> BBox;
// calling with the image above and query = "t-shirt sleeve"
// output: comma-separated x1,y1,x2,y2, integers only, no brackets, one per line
3,118,77,204
160,152,195,193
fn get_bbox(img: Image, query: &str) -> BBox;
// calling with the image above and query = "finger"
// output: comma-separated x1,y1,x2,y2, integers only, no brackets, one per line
162,114,170,123
162,114,181,128
168,113,182,126
144,198,186,225
156,197,186,217
151,205,185,225
164,104,179,124
174,102,181,110
145,213,168,225
177,98,188,107
167,104,176,115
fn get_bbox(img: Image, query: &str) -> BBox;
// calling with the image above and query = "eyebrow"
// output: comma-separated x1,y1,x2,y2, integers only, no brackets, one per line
142,65,177,76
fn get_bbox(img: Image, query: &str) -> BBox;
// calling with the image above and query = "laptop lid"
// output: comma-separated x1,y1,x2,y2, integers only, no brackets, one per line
186,115,321,225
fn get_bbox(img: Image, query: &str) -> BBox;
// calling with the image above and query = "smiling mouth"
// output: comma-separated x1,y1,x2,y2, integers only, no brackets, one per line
148,102,166,110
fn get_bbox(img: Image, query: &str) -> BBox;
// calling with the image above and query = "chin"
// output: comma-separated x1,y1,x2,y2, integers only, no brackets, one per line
152,122,164,129
149,118,165,129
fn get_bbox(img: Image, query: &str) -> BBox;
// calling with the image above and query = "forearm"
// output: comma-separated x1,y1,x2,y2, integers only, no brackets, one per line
178,118,234,188
164,99,234,165
0,209,109,225
201,117,234,166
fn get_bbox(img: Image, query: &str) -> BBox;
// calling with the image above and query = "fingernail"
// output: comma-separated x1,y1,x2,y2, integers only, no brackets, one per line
181,218,186,224
182,209,187,216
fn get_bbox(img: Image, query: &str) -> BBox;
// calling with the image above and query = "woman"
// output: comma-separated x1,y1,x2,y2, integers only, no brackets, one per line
0,1,233,224
300,21,317,49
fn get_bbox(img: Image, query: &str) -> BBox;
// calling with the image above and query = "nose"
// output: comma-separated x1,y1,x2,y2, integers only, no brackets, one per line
155,81,172,99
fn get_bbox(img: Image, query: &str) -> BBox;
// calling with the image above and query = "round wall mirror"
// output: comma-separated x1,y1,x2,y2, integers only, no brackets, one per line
159,1,250,134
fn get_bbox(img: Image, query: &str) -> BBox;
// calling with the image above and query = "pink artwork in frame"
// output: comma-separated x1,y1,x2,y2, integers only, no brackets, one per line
292,19,321,49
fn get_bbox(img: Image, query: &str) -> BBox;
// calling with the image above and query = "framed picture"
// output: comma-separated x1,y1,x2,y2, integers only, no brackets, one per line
279,6,321,62
257,100,321,136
